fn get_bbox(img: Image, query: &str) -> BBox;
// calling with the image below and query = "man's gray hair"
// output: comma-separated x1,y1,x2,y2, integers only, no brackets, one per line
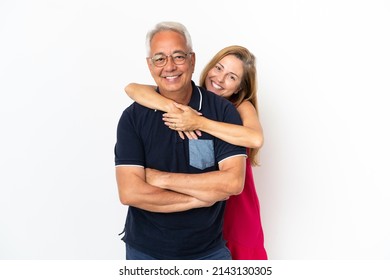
145,21,193,56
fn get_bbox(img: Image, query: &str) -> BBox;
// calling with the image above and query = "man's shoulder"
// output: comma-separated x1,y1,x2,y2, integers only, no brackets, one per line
118,102,154,126
200,88,237,116
122,101,151,114
198,86,232,105
196,86,241,124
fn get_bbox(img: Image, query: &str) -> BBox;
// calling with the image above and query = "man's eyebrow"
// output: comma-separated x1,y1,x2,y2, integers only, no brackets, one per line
153,50,187,56
152,52,165,56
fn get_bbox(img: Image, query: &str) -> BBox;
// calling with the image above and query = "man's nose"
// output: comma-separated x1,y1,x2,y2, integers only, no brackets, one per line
164,55,176,70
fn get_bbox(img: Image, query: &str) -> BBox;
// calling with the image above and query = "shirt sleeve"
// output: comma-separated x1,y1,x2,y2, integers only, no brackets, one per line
114,107,145,166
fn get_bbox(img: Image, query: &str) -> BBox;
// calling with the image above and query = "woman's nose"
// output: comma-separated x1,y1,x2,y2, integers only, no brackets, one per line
216,73,226,82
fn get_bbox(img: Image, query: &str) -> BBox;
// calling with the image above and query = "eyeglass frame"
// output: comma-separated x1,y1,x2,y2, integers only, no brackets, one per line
147,51,194,67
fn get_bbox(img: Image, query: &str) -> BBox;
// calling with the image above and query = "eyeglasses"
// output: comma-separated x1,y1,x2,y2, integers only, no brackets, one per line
149,51,193,67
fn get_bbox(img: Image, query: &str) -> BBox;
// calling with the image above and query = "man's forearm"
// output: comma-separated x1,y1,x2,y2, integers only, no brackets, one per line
133,190,213,213
116,167,213,213
146,157,246,203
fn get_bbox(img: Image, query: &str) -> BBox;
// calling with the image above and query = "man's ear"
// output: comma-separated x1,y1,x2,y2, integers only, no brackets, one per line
191,52,196,72
146,57,153,71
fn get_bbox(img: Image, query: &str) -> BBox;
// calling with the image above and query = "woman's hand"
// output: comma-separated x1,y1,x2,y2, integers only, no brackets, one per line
163,103,203,139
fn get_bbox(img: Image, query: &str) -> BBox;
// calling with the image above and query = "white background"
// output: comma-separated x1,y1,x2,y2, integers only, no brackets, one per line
1,0,389,259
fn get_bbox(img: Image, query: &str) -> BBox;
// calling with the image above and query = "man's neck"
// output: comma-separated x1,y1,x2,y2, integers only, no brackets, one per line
160,84,193,105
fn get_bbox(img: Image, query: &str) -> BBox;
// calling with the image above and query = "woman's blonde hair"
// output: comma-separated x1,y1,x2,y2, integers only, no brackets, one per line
200,45,260,166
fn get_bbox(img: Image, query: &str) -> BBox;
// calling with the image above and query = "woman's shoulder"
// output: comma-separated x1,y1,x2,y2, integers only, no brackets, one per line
237,100,257,115
237,100,255,110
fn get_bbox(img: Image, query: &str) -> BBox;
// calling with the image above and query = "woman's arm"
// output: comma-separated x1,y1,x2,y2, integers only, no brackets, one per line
124,83,177,112
124,83,200,139
163,101,264,149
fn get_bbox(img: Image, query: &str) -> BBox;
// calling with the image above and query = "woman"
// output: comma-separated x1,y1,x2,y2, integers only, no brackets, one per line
125,45,267,260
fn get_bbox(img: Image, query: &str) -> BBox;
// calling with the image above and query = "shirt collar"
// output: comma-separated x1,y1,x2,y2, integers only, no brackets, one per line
188,81,203,111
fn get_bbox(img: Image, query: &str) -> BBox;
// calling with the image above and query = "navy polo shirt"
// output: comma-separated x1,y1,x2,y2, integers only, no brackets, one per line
115,81,246,259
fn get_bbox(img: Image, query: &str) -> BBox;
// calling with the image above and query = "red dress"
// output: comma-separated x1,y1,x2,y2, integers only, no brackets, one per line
223,156,268,260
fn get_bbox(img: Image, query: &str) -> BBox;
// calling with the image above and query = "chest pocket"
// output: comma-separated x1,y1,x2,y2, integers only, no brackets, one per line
189,139,215,170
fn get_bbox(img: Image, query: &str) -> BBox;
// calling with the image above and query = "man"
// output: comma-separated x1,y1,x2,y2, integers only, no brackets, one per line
115,21,246,259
